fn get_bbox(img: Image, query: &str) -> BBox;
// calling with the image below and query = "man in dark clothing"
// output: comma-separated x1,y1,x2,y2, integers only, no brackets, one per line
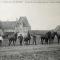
33,35,36,45
27,31,31,45
18,34,23,45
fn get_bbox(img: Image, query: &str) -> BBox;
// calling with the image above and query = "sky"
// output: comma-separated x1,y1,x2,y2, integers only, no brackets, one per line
0,3,60,30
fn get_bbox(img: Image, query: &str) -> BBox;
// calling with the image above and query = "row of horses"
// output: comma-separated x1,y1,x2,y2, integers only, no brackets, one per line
40,31,58,44
1,31,60,46
7,31,60,46
7,32,31,46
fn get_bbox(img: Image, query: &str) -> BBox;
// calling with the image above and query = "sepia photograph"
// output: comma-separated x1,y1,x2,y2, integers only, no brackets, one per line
0,0,60,60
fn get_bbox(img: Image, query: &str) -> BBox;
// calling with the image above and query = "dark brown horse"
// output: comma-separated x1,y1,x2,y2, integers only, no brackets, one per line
41,31,60,44
55,32,60,44
24,32,31,45
41,31,52,44
8,32,17,46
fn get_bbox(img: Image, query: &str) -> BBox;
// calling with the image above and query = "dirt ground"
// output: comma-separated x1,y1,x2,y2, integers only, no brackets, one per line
0,44,60,60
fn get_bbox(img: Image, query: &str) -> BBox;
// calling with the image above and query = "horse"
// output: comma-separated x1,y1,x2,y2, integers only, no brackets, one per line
44,31,60,44
41,31,52,44
55,32,60,44
57,34,60,44
50,31,60,44
41,34,46,44
8,32,17,46
50,32,57,44
41,34,48,44
24,32,31,45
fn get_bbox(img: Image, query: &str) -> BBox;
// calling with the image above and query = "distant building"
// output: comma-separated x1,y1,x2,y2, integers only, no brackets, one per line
0,16,31,36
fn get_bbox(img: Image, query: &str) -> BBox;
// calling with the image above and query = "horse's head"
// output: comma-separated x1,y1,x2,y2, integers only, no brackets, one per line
46,31,51,38
51,31,58,38
53,32,57,36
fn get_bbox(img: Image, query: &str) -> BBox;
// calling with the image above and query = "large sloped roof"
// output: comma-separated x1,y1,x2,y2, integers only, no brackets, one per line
0,17,31,29
19,17,31,27
1,21,16,29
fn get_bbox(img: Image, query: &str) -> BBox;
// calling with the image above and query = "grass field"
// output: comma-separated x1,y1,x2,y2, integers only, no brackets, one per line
0,44,60,60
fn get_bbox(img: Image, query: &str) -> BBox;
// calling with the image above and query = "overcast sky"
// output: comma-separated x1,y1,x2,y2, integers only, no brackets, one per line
0,3,60,30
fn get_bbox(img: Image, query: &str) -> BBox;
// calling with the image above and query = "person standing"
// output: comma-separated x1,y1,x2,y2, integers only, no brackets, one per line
33,35,36,45
18,34,23,45
27,31,31,45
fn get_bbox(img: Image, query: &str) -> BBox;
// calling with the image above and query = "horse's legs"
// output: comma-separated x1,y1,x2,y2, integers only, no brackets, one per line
25,41,28,45
9,40,12,46
49,38,51,44
27,40,28,45
13,41,15,46
45,38,48,44
33,40,34,45
0,40,2,46
58,38,59,44
52,38,54,44
35,40,36,45
51,38,53,44
28,40,30,45
47,39,48,44
41,39,43,45
19,40,22,45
